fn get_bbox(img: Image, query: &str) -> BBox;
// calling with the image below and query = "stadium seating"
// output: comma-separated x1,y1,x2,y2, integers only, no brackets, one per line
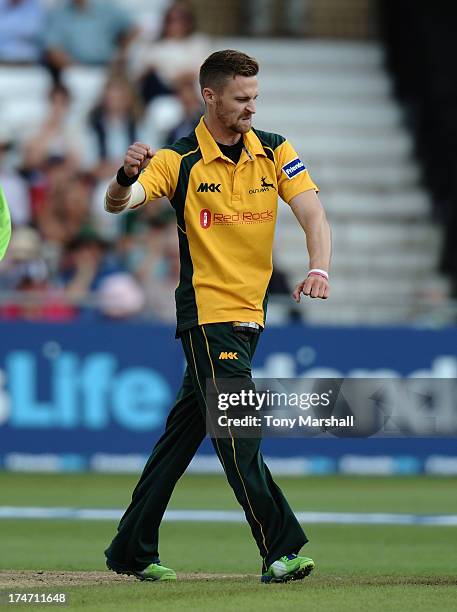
229,39,448,324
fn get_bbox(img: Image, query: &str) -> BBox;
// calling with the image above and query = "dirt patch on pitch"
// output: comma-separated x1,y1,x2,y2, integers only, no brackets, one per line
3,571,454,588
0,571,131,588
0,571,254,587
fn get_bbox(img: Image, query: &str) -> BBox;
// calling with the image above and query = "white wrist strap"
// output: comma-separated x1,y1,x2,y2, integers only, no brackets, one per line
308,268,329,280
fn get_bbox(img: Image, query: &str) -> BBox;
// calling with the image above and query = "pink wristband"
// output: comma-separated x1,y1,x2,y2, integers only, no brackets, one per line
308,268,329,281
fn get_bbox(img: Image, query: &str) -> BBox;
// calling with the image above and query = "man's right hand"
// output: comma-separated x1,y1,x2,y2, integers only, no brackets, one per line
124,142,154,177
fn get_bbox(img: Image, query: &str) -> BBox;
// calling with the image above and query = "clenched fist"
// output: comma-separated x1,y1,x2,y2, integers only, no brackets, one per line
292,275,329,301
124,142,154,177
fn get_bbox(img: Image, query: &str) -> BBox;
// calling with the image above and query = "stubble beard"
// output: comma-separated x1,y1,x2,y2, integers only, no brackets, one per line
234,118,252,134
215,102,252,135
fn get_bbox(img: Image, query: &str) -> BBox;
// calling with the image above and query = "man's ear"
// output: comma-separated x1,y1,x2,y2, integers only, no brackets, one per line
202,87,216,105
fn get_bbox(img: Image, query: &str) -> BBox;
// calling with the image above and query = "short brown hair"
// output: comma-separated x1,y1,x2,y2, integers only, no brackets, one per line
199,49,259,92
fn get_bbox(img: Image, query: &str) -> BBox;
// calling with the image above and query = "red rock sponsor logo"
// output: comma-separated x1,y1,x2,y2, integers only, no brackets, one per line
200,208,211,229
213,210,274,225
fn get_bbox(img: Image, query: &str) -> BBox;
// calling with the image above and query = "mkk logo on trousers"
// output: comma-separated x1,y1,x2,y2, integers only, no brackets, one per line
197,183,221,193
219,352,238,360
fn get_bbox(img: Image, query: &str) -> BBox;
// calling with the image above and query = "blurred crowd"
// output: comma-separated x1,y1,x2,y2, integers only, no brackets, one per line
0,0,210,322
0,0,305,323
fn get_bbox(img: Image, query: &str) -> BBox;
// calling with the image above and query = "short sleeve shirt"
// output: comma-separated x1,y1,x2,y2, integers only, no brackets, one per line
138,117,318,332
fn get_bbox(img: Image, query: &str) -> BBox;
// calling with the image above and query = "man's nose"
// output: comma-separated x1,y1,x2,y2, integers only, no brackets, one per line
245,100,256,114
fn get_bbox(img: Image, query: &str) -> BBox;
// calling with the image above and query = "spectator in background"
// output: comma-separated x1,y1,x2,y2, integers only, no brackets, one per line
36,170,93,247
0,226,75,321
97,272,145,320
0,0,45,64
127,213,179,323
0,225,44,291
58,231,124,315
0,126,31,226
83,73,146,241
244,0,310,37
21,82,83,232
22,82,81,174
44,0,137,79
133,1,210,104
164,76,204,144
85,74,144,182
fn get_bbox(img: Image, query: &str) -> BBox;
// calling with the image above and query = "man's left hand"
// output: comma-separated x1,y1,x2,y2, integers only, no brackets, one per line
293,275,329,302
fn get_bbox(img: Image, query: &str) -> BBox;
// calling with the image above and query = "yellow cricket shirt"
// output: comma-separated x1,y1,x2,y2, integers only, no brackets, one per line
137,117,318,333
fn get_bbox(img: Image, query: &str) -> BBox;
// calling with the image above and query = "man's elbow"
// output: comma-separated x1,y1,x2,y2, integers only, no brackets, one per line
291,190,323,214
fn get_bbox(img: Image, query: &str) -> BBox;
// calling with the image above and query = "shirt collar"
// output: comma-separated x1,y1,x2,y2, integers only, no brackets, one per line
195,116,267,164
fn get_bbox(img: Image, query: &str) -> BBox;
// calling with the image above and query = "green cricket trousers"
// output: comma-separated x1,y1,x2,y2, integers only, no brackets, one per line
105,323,307,573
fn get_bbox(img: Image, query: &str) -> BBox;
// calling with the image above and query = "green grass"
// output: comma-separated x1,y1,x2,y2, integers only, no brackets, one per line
1,472,456,513
0,473,456,611
1,520,456,576
3,581,456,612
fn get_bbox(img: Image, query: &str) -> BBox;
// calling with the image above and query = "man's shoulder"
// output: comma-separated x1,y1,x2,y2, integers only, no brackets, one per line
163,131,200,158
252,128,286,151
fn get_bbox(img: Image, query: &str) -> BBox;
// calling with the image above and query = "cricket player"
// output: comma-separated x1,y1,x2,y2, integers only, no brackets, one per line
103,50,331,583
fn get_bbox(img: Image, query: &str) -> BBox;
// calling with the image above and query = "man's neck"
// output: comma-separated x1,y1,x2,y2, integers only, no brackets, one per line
203,115,242,146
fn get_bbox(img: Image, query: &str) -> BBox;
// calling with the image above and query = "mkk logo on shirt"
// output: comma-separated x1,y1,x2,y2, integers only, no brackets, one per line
197,183,221,193
219,352,238,360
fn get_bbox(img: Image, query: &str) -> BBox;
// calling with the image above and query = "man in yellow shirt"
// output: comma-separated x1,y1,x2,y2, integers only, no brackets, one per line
104,49,331,584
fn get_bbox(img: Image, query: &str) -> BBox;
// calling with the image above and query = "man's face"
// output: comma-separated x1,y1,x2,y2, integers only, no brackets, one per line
208,75,258,135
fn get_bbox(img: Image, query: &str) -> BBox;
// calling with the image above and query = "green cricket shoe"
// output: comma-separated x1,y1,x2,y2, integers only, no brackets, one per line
136,562,176,582
106,558,176,582
261,554,315,584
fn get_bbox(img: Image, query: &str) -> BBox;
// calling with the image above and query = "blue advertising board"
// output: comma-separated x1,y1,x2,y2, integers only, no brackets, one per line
0,322,456,474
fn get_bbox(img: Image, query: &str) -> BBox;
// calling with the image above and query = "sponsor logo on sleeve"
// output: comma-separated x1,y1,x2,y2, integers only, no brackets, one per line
282,158,306,180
